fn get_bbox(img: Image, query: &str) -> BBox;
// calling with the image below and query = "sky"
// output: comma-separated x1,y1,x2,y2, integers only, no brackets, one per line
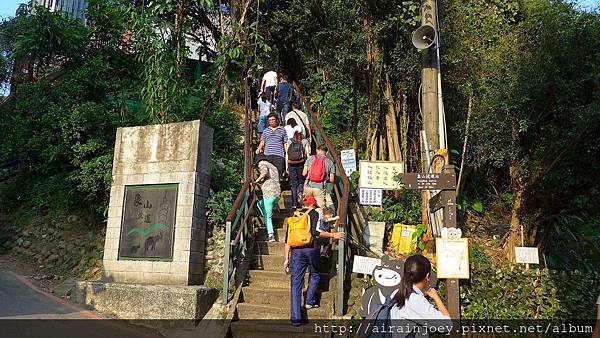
0,0,598,19
0,0,27,19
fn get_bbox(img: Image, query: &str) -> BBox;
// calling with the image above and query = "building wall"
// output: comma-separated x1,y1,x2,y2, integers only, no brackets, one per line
32,0,88,22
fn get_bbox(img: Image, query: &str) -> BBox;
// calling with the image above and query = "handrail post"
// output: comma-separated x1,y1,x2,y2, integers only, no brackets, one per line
222,220,232,304
241,201,247,254
336,215,346,316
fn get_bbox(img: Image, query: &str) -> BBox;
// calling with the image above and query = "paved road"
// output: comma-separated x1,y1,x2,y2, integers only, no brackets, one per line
0,271,162,337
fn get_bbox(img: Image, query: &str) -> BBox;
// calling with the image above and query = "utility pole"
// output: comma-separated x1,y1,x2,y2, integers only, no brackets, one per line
418,0,440,170
412,2,459,336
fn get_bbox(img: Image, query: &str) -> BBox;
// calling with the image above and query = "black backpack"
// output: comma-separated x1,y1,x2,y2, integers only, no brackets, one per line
356,297,395,338
288,140,306,163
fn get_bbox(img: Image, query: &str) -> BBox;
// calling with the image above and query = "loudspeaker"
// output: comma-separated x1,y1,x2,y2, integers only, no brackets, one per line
411,24,437,50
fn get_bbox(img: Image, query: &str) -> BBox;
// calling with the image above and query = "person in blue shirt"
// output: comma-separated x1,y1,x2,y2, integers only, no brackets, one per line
275,75,293,125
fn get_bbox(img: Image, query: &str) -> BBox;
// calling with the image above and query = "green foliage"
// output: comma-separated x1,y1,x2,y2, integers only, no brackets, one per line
444,0,600,248
0,5,88,82
126,4,189,123
462,263,599,320
471,200,484,214
469,242,491,265
0,1,138,217
411,223,428,251
366,191,422,228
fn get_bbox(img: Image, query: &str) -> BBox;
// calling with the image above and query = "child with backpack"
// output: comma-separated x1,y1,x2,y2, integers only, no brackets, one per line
286,127,310,209
283,196,344,326
257,92,272,134
303,144,336,209
316,207,339,258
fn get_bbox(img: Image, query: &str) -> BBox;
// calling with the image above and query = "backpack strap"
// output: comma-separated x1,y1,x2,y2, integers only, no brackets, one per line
291,109,308,136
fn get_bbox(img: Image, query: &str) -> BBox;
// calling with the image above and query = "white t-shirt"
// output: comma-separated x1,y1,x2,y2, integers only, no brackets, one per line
597,294,600,305
258,98,272,117
262,71,278,88
284,125,302,139
285,109,310,137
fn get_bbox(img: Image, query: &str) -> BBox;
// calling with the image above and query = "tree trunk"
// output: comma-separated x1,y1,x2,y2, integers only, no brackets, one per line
174,0,187,66
382,67,402,162
504,180,525,261
504,119,528,261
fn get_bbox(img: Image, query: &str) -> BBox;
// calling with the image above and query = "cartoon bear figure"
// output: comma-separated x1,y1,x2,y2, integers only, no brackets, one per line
441,227,462,239
360,255,404,317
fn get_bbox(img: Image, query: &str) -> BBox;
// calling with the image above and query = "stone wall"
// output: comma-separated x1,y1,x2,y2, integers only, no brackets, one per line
102,120,213,285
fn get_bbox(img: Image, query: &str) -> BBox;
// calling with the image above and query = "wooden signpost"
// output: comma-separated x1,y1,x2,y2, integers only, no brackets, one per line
398,165,461,325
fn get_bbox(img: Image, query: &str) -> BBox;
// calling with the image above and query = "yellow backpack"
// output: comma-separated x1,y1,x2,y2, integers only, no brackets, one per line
286,210,313,247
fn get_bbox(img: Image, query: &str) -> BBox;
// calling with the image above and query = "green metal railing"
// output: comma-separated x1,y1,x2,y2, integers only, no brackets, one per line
221,78,255,305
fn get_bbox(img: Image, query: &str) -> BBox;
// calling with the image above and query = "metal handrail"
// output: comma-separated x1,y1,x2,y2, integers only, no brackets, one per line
294,82,350,316
221,78,256,305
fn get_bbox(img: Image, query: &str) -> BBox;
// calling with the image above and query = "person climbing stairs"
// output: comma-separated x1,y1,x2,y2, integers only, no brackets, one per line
230,191,336,337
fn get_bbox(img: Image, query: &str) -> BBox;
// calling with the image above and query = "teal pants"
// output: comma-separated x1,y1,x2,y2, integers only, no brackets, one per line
258,196,278,236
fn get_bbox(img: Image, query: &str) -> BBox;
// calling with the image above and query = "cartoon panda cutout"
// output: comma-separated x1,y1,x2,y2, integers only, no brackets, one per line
359,255,404,317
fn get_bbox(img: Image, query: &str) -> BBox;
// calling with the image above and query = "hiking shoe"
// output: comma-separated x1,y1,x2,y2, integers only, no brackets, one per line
268,234,276,242
304,304,320,310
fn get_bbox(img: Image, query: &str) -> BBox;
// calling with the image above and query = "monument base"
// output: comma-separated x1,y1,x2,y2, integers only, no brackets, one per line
74,281,218,328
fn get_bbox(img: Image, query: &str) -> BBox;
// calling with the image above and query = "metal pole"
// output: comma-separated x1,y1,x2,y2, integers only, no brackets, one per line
336,214,347,316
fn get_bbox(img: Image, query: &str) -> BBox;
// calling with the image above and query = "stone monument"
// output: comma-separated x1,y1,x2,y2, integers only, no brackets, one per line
76,120,217,323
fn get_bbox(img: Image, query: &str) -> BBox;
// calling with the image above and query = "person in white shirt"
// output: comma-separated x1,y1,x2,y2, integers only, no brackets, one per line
390,254,453,338
257,92,272,133
261,68,278,102
284,102,312,140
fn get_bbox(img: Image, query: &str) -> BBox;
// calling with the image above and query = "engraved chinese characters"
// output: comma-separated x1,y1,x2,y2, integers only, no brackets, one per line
119,184,178,260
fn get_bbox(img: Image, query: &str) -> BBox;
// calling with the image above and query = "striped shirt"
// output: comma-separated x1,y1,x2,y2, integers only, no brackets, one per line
261,126,287,157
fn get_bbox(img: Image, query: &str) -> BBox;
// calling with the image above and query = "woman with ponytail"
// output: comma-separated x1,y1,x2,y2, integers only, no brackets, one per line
390,254,453,337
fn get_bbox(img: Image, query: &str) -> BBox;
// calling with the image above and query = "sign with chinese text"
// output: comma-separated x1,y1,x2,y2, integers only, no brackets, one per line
352,255,381,275
515,247,539,264
119,184,178,260
359,161,405,190
399,172,456,190
359,188,383,206
340,149,357,177
436,238,469,279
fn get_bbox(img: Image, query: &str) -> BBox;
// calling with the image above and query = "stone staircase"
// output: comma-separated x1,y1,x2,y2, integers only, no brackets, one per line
230,191,336,337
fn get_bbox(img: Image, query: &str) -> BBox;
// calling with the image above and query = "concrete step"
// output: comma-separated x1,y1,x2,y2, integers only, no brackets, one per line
230,321,330,338
236,303,330,320
255,228,288,242
255,240,285,256
247,270,334,290
242,286,333,308
251,254,285,271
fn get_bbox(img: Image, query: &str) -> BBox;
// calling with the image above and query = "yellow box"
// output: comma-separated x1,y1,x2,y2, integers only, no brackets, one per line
391,224,417,254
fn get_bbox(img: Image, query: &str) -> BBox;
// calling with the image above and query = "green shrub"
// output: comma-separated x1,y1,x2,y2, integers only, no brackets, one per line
365,191,422,228
461,263,599,320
